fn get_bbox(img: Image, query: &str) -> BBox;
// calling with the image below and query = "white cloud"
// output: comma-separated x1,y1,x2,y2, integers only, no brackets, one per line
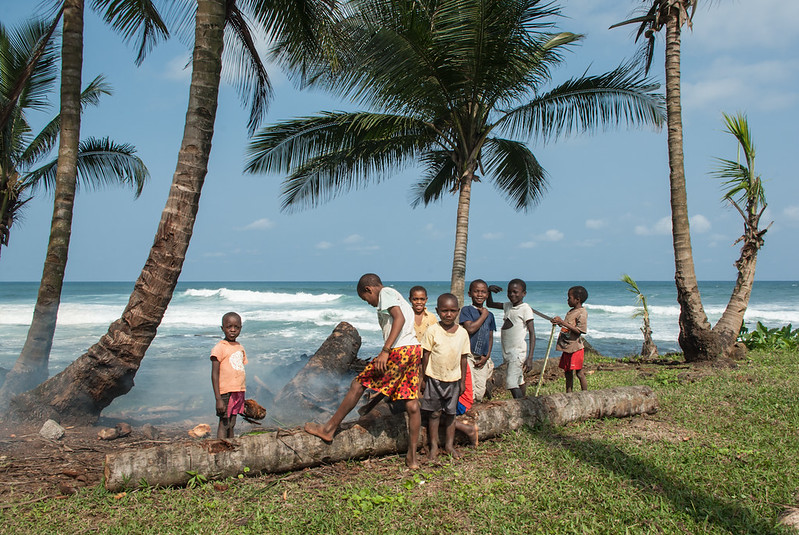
635,217,672,236
240,218,274,231
690,214,711,234
316,241,333,250
164,55,191,81
585,219,606,230
519,241,536,249
542,229,564,242
784,206,799,221
483,232,503,240
686,1,799,52
343,234,363,244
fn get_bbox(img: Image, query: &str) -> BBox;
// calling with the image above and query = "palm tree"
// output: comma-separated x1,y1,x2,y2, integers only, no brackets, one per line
9,0,339,424
621,274,658,358
710,112,768,344
1,0,167,401
0,18,150,401
246,0,665,303
613,3,765,361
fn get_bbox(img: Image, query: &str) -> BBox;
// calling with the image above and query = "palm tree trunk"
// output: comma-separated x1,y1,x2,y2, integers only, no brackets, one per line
0,0,84,402
664,13,717,362
450,171,473,306
7,0,226,424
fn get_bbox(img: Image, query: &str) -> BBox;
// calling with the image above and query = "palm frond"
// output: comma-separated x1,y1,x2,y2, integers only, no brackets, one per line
711,112,765,212
409,151,457,208
23,136,148,197
0,16,59,114
223,4,272,135
497,62,664,142
90,0,169,65
482,137,547,211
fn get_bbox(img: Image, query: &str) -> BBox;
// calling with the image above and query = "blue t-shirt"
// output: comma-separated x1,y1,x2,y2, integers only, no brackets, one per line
458,305,496,356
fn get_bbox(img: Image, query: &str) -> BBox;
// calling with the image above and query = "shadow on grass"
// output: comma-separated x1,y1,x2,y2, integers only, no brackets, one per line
535,425,782,534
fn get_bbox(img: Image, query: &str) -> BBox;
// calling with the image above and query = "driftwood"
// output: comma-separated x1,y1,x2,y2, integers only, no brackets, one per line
104,385,658,490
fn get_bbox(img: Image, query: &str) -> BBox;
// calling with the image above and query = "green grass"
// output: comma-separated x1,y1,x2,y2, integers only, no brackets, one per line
2,349,797,534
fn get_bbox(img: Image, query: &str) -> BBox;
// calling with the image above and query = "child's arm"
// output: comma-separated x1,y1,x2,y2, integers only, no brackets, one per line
374,305,405,372
420,349,430,394
486,285,504,310
480,330,494,368
461,306,490,335
211,358,225,414
551,315,585,336
523,319,536,372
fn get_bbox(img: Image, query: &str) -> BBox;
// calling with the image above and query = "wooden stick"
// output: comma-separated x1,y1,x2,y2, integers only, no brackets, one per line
531,307,553,322
535,324,558,397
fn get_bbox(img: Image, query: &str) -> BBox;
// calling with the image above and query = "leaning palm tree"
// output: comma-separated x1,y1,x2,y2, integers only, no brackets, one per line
246,0,665,303
613,3,766,362
0,19,150,401
1,1,166,401
621,274,658,358
9,0,340,424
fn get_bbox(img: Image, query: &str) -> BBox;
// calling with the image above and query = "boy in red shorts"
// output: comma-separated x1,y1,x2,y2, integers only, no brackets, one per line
551,286,588,393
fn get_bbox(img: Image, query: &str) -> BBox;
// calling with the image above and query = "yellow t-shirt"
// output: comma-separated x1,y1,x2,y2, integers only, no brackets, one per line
421,323,471,382
414,308,439,343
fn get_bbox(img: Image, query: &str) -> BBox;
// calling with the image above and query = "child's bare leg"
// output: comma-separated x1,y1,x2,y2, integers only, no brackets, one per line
426,410,441,460
455,419,479,447
564,370,574,393
405,399,420,469
217,417,230,439
442,414,460,457
227,415,237,438
305,378,366,441
576,368,588,391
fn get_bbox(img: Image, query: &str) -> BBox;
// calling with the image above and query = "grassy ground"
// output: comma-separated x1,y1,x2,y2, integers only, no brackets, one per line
2,349,797,534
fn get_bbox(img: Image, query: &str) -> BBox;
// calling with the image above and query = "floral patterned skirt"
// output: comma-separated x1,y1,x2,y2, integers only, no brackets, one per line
357,344,421,401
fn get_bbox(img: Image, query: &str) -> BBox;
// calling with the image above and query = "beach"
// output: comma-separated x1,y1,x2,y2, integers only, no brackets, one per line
1,280,797,423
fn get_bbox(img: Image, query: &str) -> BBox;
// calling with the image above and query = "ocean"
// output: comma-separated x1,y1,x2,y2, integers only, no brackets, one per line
1,280,797,424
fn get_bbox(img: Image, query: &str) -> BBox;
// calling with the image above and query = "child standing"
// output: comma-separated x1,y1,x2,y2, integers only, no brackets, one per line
420,293,471,459
211,312,247,439
459,279,496,402
409,285,438,343
552,286,589,393
305,273,422,469
487,279,535,399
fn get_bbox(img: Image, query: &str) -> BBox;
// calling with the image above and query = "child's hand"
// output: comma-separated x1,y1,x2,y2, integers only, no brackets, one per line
523,358,533,374
419,378,426,395
551,316,563,326
474,355,489,369
488,284,502,294
373,350,389,373
216,398,226,414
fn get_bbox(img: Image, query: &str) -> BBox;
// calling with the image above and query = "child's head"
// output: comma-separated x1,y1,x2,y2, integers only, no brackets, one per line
409,285,428,314
436,293,460,327
357,273,383,307
568,285,588,307
507,278,527,305
221,312,242,342
468,279,488,306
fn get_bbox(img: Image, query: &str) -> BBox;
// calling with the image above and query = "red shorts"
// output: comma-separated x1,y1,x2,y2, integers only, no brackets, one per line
559,348,584,371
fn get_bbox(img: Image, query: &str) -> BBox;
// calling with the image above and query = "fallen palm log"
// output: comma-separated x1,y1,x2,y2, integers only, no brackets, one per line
269,322,361,424
104,385,657,490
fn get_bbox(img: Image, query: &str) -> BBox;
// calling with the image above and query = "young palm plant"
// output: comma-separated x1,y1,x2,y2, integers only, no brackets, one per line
621,274,658,358
0,18,149,401
246,0,665,303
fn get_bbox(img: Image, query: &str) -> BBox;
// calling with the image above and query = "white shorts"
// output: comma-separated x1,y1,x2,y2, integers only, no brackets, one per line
505,354,525,389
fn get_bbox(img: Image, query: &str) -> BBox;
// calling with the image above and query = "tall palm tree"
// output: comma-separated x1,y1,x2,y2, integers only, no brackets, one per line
613,2,764,361
2,0,167,401
0,19,150,401
9,0,339,424
246,0,665,303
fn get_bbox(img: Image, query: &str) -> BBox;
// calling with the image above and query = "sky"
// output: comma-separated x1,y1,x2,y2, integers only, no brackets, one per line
1,0,798,283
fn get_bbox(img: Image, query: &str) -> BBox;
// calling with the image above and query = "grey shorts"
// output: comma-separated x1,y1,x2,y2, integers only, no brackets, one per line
420,377,460,415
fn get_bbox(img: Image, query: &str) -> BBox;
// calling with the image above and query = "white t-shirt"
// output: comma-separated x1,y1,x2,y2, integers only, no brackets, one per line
377,287,418,348
501,302,534,360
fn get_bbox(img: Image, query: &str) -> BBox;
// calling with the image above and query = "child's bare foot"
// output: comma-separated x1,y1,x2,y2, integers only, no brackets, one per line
304,422,334,442
465,425,479,447
427,444,439,461
406,451,419,470
444,447,462,459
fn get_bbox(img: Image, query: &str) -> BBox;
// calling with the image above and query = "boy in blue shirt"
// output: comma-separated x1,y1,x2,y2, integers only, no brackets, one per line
459,279,496,402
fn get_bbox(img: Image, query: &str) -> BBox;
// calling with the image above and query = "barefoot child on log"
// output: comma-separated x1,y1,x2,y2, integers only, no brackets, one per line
211,312,248,439
305,273,423,469
551,286,589,393
419,293,471,459
409,285,438,343
487,279,536,399
459,279,496,402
